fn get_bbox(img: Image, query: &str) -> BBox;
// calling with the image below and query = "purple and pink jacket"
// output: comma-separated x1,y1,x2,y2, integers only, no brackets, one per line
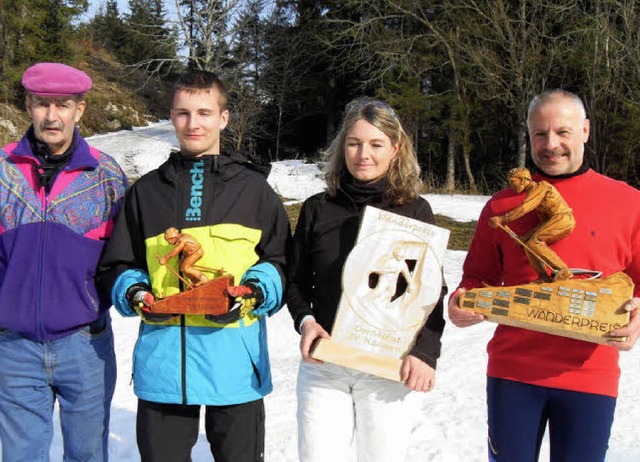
0,128,126,342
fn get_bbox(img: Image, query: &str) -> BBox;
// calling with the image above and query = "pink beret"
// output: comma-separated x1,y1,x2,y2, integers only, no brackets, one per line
22,62,92,96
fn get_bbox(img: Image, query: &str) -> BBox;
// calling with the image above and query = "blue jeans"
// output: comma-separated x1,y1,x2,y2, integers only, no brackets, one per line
0,314,116,462
487,377,616,462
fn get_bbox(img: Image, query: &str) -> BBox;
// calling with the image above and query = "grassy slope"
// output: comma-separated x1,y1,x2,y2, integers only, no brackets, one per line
0,44,164,147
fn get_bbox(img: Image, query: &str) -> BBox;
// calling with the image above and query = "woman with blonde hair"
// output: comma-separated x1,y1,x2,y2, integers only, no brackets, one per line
287,98,446,461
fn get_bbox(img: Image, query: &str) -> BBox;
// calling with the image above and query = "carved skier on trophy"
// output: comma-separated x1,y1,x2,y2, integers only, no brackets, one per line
459,168,633,344
148,228,234,316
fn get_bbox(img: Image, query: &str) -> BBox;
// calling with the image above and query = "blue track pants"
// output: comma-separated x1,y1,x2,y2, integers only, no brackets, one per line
487,377,616,462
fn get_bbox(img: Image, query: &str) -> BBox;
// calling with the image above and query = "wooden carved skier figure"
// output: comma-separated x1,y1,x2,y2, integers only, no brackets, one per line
158,227,208,287
489,168,576,281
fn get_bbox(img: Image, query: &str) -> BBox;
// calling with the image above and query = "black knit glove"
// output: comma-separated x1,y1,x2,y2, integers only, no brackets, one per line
126,283,175,322
205,282,263,325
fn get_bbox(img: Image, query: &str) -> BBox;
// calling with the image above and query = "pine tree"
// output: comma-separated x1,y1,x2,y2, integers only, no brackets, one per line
175,0,231,71
0,0,88,103
89,0,127,55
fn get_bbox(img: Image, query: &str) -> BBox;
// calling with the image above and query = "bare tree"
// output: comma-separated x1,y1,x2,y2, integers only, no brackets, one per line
383,1,478,191
451,0,577,168
311,0,478,191
173,0,243,71
578,0,640,178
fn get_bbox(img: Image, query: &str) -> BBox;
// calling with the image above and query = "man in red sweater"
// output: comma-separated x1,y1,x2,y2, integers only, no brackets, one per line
448,89,640,462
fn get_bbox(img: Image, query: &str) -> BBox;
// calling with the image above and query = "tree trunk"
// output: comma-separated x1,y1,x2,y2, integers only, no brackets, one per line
516,121,528,168
462,116,477,193
444,124,455,192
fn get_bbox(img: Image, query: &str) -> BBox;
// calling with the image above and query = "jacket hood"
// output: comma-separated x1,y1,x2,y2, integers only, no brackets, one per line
158,150,271,185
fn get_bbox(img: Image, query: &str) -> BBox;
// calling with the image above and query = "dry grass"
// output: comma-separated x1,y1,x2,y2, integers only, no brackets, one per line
0,103,30,146
284,201,476,251
284,202,303,232
434,215,477,251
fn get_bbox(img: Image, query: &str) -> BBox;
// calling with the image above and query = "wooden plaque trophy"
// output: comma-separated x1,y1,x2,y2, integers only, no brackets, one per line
311,206,450,381
149,227,233,315
458,168,632,344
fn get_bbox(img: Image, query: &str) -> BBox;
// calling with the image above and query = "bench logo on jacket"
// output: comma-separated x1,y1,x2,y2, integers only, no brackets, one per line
186,159,204,222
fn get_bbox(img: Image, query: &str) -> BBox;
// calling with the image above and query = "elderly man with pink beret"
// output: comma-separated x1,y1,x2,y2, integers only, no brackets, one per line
0,62,127,461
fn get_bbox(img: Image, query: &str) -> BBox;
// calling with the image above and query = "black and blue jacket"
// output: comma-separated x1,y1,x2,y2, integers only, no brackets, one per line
98,151,290,405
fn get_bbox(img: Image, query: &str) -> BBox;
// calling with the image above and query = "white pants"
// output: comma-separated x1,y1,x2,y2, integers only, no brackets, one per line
297,361,424,462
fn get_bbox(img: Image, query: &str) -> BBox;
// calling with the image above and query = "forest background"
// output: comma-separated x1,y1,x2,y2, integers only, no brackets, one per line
2,0,640,193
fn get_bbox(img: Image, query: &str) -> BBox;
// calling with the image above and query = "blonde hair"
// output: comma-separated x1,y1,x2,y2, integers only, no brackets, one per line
323,98,422,205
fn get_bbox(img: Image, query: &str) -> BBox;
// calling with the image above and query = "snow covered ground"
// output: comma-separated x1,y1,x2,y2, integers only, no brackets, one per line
45,121,639,460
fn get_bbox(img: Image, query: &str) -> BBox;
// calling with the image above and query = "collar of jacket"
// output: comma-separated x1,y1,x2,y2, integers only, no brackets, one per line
159,150,271,185
11,126,99,170
336,171,388,210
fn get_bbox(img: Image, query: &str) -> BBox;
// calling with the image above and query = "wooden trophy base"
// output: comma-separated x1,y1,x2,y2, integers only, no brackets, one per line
460,271,632,344
311,339,403,382
151,275,233,315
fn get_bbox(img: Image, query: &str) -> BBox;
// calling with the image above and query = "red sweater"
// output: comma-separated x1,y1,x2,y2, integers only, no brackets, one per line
460,169,640,397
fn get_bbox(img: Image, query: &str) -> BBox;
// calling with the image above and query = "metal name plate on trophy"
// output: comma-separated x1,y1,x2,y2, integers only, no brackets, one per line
460,272,631,344
311,206,450,381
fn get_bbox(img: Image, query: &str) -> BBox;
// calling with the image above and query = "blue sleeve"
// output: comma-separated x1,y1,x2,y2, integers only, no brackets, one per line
241,262,284,317
111,268,151,317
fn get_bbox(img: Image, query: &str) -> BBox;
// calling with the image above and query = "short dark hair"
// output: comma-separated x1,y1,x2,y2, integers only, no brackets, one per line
172,71,228,110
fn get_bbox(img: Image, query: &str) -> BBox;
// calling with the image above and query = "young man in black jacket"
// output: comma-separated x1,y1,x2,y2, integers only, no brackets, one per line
98,71,290,462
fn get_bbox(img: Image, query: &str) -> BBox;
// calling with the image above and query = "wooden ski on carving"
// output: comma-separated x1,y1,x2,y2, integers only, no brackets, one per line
151,275,234,315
